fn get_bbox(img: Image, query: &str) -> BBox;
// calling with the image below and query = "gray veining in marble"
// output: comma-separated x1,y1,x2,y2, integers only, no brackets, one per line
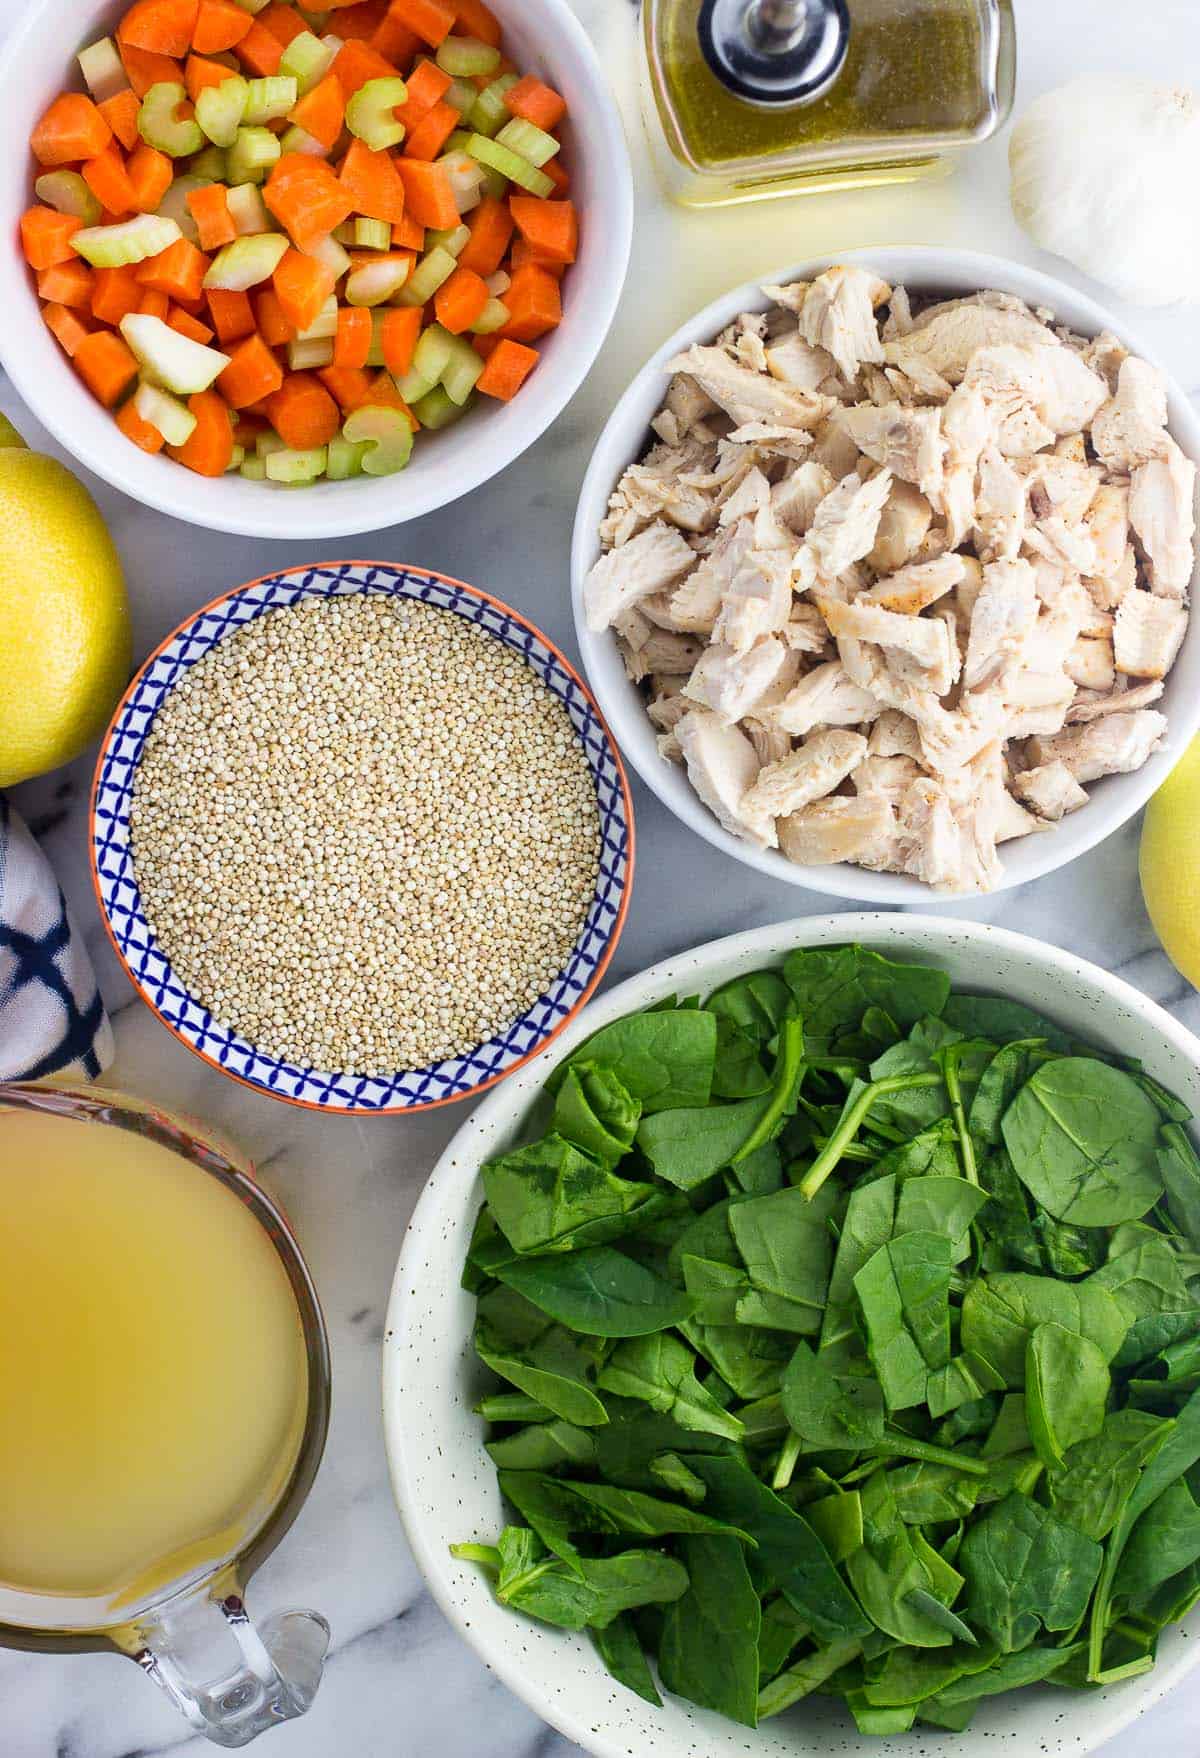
3,0,1200,1753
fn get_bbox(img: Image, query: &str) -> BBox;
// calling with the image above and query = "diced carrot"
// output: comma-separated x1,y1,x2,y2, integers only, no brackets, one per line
339,137,407,224
333,305,371,367
433,263,487,334
456,194,511,276
257,2,308,46
402,99,457,160
173,290,207,316
508,195,576,265
378,305,421,375
37,259,95,308
128,143,175,212
541,154,569,196
392,212,424,251
167,303,215,342
192,0,252,52
396,57,451,125
137,235,210,302
119,42,182,97
265,370,340,447
254,287,296,345
331,39,398,99
367,369,418,426
510,236,564,276
91,264,144,325
318,364,374,411
233,412,267,445
453,0,501,47
235,18,284,75
503,74,566,132
371,9,421,63
43,301,94,358
138,287,171,318
264,153,354,249
116,392,166,451
187,181,237,250
82,144,137,216
473,329,499,359
206,286,256,342
218,331,284,406
388,0,455,47
500,262,561,341
167,388,235,474
273,247,336,331
332,0,386,40
31,94,112,166
288,71,345,149
119,0,200,59
98,89,141,153
20,206,82,269
184,51,235,99
394,158,457,228
74,329,139,406
475,335,537,401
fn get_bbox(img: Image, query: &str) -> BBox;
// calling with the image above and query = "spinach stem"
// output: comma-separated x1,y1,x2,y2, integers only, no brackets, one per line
449,1542,501,1572
798,1074,943,1200
772,1432,802,1490
732,1018,805,1166
940,1046,979,1186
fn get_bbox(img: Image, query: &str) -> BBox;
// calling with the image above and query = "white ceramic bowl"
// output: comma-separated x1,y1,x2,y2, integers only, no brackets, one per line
384,912,1200,1758
570,247,1200,903
0,0,632,539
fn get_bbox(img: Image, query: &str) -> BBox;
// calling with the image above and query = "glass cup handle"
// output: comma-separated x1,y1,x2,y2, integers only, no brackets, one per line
132,1585,330,1748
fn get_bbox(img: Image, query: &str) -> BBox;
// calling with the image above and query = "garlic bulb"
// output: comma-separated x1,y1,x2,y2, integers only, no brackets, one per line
1009,75,1200,306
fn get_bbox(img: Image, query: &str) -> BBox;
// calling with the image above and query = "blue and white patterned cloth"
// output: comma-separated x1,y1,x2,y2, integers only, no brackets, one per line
0,797,113,1082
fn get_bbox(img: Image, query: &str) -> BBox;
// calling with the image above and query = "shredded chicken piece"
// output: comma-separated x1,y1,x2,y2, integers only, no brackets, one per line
867,478,935,573
884,302,1056,385
675,709,766,844
1065,678,1164,723
868,709,925,761
833,402,945,503
778,796,897,867
764,331,842,393
1027,710,1167,781
584,521,697,631
1067,636,1116,694
668,519,755,633
767,660,882,736
683,637,792,724
1129,440,1196,599
862,554,965,614
818,595,956,696
712,545,794,655
667,345,832,431
804,469,894,584
1091,357,1171,471
962,558,1039,691
974,444,1025,560
963,343,1109,450
1011,760,1090,821
771,460,836,534
796,265,888,381
741,727,868,831
1113,591,1189,679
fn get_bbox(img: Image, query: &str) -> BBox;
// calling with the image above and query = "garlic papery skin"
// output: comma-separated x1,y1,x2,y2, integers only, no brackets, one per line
1009,75,1200,306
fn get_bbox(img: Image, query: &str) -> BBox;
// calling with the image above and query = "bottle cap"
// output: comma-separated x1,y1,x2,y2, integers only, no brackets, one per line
698,0,850,106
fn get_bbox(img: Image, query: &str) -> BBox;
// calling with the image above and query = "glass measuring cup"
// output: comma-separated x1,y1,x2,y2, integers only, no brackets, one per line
0,1082,331,1748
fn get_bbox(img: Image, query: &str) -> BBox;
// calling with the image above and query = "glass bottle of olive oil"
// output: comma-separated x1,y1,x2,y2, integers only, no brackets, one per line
641,0,1016,208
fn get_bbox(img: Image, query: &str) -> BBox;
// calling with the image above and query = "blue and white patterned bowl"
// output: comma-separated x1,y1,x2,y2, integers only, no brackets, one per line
90,562,634,1115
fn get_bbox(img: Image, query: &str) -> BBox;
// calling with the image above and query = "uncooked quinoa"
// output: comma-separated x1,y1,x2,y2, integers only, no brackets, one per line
129,594,602,1075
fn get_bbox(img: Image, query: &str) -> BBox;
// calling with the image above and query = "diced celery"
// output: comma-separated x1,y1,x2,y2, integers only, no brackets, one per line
227,126,282,185
195,77,247,148
77,37,127,104
438,152,485,215
297,294,339,340
394,244,456,306
279,124,329,158
139,83,204,158
436,36,501,78
133,380,196,447
345,77,408,151
189,145,228,181
228,443,245,471
72,213,182,267
35,171,101,225
243,76,297,125
427,223,471,257
336,217,390,250
342,405,413,475
225,182,272,235
475,161,509,201
495,117,560,168
288,337,334,369
444,128,473,154
365,309,388,366
395,366,434,403
484,268,510,296
156,174,209,244
412,322,456,384
440,334,484,404
120,314,230,394
345,256,411,306
256,429,287,457
240,452,268,479
302,9,331,28
466,132,554,196
204,233,289,290
301,232,351,277
266,445,327,483
326,434,369,479
443,77,477,116
469,295,509,334
412,383,472,429
278,30,336,96
232,0,270,12
467,72,518,137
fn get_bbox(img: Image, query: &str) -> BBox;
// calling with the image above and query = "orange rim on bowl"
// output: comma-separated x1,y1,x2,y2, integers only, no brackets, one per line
90,561,634,1114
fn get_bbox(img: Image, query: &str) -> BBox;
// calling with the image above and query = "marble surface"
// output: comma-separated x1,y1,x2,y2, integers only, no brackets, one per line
3,0,1200,1753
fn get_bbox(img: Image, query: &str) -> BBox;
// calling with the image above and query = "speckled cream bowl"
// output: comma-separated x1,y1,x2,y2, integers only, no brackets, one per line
570,247,1200,904
384,912,1200,1758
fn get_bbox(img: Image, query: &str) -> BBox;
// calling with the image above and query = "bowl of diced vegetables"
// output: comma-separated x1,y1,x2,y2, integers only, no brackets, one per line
384,912,1200,1757
0,0,632,537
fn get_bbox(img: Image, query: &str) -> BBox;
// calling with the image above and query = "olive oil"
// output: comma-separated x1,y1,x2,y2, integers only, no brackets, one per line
641,0,1015,207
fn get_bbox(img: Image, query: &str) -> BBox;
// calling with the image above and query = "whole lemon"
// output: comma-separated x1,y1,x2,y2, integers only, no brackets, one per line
1140,734,1200,989
0,416,131,789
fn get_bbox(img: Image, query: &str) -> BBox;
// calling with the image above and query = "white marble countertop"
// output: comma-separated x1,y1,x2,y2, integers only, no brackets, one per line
4,0,1200,1753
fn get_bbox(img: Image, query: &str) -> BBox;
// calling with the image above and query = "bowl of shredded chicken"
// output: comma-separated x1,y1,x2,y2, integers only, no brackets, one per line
571,248,1200,898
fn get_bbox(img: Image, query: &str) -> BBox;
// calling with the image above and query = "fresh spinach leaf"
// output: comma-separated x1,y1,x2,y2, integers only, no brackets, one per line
958,1493,1102,1653
818,1174,895,1361
475,1287,608,1427
636,1094,772,1189
658,1535,761,1727
590,1614,661,1705
486,1419,597,1471
844,1470,955,1648
555,1478,756,1544
493,1246,696,1337
959,1272,1130,1387
482,1134,663,1255
558,1008,717,1113
597,1334,743,1441
757,1639,863,1719
552,1063,641,1167
1024,1321,1109,1469
729,1187,833,1335
1161,1123,1200,1250
941,994,1071,1051
854,1231,953,1409
494,1537,690,1630
783,946,950,1050
1114,1476,1200,1604
926,1352,1006,1419
1001,1058,1165,1226
781,1340,885,1450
